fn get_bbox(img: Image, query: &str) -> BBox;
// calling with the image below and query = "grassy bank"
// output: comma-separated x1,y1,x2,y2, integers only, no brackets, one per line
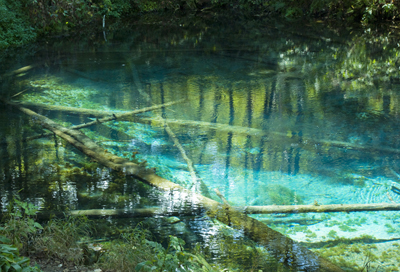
0,196,276,271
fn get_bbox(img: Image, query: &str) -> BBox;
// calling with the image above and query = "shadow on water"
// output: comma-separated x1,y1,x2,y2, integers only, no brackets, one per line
2,14,400,270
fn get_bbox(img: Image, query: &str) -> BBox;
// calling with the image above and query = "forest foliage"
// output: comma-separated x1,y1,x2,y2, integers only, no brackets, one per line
1,0,400,49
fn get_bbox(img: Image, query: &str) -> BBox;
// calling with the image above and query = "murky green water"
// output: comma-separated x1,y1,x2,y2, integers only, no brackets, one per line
2,16,400,270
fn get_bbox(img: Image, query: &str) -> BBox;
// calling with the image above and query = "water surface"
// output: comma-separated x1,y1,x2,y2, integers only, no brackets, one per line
1,16,400,270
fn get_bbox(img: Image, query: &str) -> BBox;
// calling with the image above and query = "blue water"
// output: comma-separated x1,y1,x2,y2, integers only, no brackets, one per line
2,17,400,270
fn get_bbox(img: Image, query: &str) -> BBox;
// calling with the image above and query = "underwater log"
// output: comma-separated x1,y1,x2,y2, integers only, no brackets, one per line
10,101,113,117
136,117,400,155
10,99,184,120
13,99,185,142
239,203,400,214
159,117,211,197
38,202,400,220
127,60,210,197
1,65,36,79
36,207,205,220
11,104,343,272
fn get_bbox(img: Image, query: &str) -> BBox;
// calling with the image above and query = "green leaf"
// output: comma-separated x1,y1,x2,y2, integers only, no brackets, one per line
33,222,43,230
10,263,22,272
135,261,152,271
0,244,18,252
0,236,11,244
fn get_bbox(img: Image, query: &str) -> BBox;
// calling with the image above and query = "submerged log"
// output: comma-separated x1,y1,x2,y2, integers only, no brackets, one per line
13,99,185,142
127,60,209,196
36,206,204,220
11,103,343,272
15,100,400,156
37,202,400,220
239,203,400,214
11,101,113,117
10,99,184,119
138,117,400,155
1,65,36,79
159,117,210,197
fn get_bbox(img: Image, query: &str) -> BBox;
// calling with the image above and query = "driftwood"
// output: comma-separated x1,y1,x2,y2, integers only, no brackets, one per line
138,117,400,155
10,103,343,272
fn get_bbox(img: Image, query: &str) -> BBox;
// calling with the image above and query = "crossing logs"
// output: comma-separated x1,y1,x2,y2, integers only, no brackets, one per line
9,103,344,272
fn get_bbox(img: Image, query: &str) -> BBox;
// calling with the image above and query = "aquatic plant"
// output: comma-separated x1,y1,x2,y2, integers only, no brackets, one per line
262,184,303,205
327,230,338,239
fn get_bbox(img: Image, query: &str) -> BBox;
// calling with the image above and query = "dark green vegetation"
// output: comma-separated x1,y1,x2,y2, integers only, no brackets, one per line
2,0,400,49
0,197,282,271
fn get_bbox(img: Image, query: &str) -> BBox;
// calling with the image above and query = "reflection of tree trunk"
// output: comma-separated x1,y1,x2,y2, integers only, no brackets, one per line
224,132,233,199
11,103,343,272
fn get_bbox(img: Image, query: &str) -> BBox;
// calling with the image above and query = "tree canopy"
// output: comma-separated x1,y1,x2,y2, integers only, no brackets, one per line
1,0,400,49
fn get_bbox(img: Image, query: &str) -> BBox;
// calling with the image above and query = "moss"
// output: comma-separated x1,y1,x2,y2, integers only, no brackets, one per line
83,162,99,172
350,245,361,253
306,232,317,239
292,225,308,232
338,225,357,232
327,230,338,239
261,184,303,205
385,223,399,234
324,219,340,227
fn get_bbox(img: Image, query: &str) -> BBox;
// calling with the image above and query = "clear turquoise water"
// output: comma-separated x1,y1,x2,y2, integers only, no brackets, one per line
2,17,400,270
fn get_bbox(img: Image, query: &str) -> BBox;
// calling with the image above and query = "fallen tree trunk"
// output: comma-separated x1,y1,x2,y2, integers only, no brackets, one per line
240,203,400,214
8,99,185,142
36,206,205,220
11,103,343,272
127,60,209,196
14,100,400,156
10,99,185,120
35,202,400,220
158,117,210,197
138,116,400,155
11,101,113,117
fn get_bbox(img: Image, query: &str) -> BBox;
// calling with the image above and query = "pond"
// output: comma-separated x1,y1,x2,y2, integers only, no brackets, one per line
1,15,400,271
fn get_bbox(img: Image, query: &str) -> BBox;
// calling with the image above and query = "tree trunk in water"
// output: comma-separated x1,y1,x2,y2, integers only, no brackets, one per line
137,116,400,155
10,103,344,272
